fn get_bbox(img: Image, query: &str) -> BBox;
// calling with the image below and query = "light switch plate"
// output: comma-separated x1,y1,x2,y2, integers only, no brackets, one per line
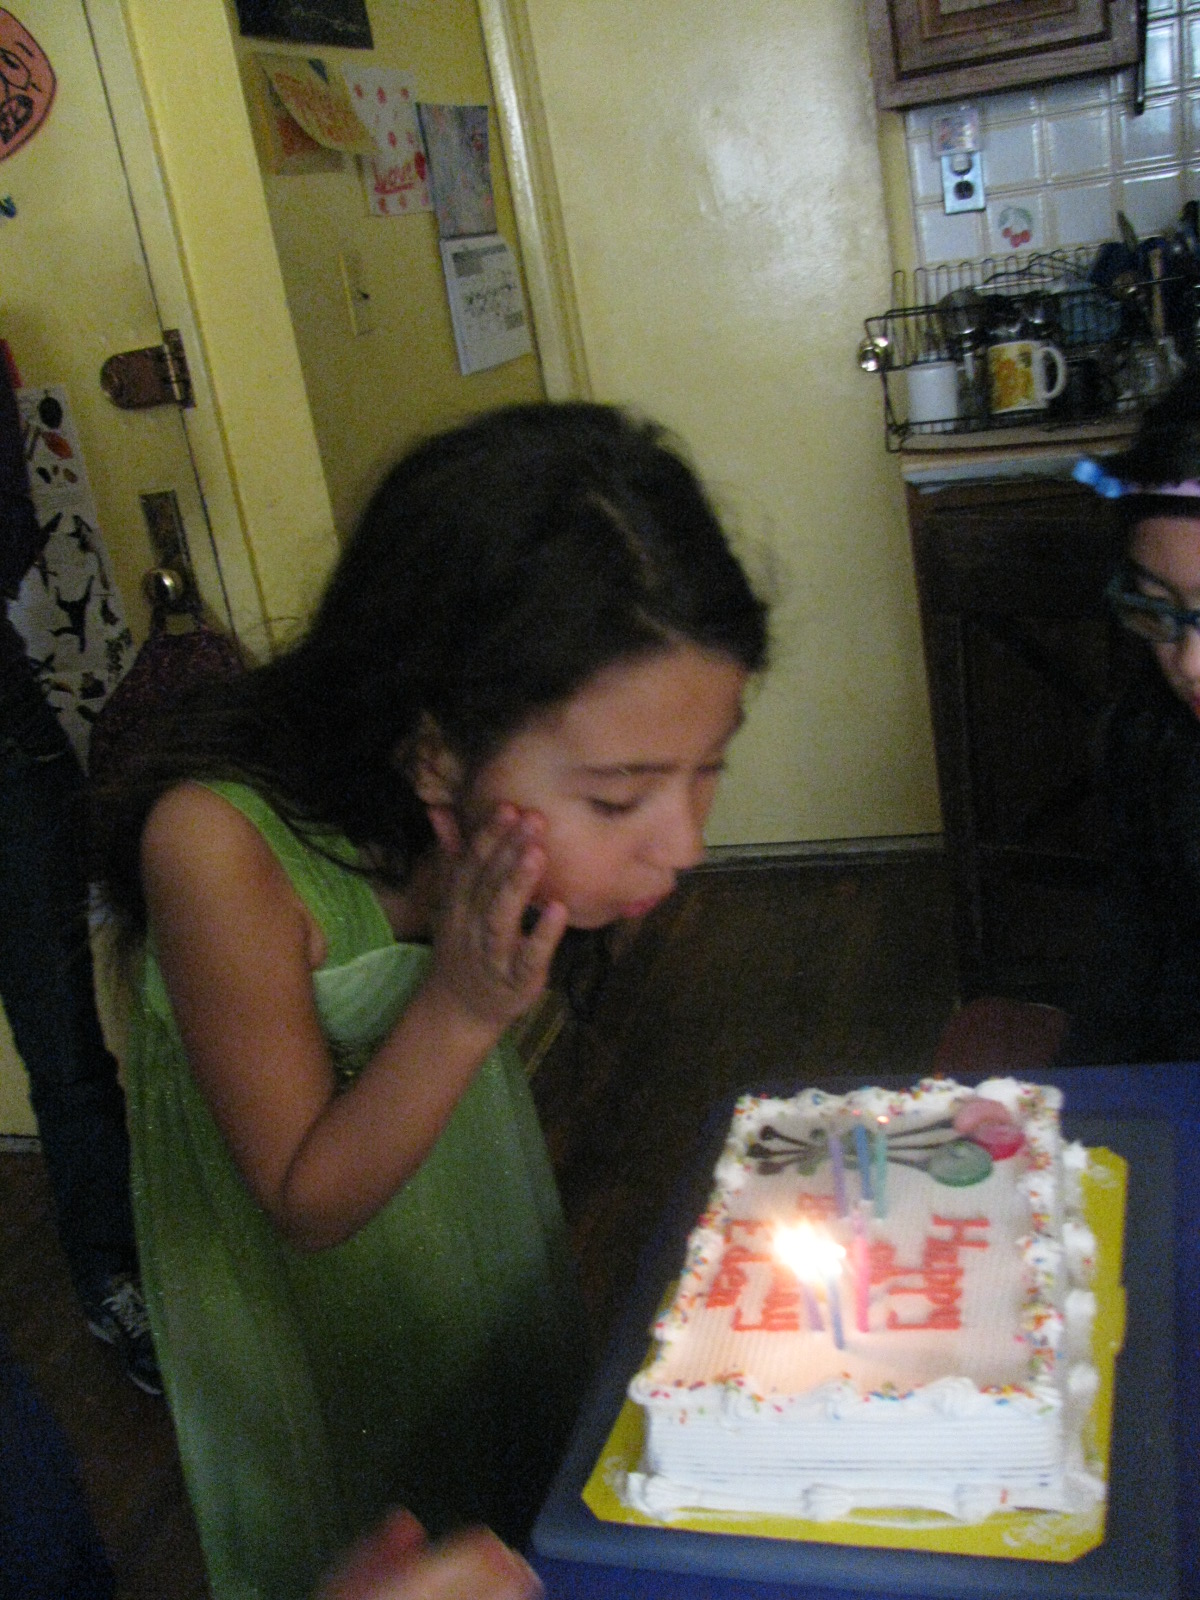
941,151,985,214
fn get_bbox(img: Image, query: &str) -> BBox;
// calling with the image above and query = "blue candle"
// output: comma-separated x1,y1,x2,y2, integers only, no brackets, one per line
873,1117,889,1219
853,1120,873,1202
828,1129,848,1216
824,1271,845,1350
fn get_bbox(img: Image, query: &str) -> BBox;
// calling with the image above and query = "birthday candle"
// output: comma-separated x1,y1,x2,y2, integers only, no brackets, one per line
828,1128,848,1216
853,1119,873,1202
801,1282,823,1333
851,1206,870,1333
873,1116,889,1219
824,1270,845,1350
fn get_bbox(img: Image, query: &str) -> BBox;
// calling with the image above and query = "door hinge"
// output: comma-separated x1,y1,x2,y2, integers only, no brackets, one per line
100,328,194,410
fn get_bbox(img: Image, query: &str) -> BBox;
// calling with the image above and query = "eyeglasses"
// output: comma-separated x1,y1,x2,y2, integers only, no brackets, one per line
1105,570,1200,644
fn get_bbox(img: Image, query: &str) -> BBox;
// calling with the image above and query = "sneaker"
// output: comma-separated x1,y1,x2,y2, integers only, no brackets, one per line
85,1273,163,1397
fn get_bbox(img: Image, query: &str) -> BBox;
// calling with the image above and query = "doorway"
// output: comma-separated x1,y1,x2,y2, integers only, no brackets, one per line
0,2,237,1131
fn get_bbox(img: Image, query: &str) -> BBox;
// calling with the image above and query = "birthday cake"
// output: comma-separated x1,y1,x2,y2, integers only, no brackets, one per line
624,1078,1107,1524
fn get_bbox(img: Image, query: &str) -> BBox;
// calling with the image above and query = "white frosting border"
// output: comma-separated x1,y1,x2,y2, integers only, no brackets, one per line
624,1077,1105,1523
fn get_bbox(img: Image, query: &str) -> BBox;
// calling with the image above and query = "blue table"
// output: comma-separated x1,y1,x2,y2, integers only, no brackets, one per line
530,1066,1197,1599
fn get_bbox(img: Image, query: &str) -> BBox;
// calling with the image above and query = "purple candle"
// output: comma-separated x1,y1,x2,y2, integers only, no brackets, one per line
828,1128,848,1216
801,1282,823,1333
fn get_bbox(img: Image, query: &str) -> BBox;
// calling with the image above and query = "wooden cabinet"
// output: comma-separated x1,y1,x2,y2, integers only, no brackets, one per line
907,476,1135,1005
866,0,1141,110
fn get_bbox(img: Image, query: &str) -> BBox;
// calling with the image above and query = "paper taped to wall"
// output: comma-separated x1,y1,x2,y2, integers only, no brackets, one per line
439,234,532,375
256,54,375,154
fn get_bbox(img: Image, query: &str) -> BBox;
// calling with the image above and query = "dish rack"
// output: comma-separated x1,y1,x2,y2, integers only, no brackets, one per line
861,245,1198,451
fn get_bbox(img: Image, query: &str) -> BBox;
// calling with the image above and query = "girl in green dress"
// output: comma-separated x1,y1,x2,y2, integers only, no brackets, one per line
97,401,770,1600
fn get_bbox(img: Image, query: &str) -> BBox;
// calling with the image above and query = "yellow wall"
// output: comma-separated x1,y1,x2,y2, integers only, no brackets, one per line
122,0,340,644
521,0,941,845
126,0,937,846
225,0,545,541
122,0,545,628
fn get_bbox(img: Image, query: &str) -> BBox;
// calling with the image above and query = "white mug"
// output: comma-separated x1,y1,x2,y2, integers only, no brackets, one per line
987,340,1067,415
904,360,959,432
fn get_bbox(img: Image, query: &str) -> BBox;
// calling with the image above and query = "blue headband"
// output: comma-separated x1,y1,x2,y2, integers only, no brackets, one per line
1074,456,1200,500
1072,458,1128,498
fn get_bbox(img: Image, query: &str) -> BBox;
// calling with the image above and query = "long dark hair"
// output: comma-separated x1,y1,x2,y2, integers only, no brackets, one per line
1107,362,1200,529
97,401,770,941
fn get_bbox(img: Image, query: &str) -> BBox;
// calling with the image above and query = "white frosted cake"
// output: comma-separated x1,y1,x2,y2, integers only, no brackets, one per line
625,1077,1107,1525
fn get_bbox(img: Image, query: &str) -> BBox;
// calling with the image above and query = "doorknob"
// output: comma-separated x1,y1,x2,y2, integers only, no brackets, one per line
139,490,197,613
143,566,191,612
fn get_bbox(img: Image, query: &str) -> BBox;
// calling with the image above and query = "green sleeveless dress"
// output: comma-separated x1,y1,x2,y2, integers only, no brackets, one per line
125,784,586,1600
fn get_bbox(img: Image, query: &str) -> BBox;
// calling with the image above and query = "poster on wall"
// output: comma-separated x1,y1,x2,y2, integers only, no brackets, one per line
10,386,134,763
417,104,495,239
234,0,372,50
341,66,431,216
248,57,344,175
0,9,55,161
439,234,532,376
255,55,374,155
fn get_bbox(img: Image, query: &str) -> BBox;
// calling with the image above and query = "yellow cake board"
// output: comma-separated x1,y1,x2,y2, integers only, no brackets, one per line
582,1149,1127,1563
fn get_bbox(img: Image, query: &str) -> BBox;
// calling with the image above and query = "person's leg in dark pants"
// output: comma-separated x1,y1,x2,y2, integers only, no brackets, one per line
0,690,158,1392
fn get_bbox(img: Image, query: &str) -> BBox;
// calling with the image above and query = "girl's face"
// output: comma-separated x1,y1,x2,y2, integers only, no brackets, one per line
1129,515,1200,717
461,644,749,929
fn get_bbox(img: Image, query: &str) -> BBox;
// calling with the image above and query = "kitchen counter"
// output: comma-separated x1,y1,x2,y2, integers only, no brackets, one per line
899,416,1137,485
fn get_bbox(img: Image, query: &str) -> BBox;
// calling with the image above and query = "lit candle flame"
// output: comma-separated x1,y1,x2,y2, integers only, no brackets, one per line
774,1220,846,1282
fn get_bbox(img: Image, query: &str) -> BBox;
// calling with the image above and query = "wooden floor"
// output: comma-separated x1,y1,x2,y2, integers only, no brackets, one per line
0,848,958,1598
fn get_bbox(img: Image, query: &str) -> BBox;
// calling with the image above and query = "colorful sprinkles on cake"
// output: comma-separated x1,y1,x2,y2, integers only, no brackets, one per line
624,1076,1107,1529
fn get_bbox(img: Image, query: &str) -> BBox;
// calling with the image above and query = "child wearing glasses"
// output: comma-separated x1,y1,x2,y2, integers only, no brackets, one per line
1066,365,1200,1064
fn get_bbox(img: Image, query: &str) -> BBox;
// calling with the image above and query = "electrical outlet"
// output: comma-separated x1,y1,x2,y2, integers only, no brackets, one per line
941,150,985,215
338,249,373,336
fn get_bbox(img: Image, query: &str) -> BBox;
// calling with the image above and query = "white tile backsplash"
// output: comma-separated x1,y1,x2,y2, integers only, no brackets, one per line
1117,99,1181,165
1042,74,1110,112
1120,166,1186,232
982,121,1043,187
1186,12,1200,80
1049,182,1116,247
908,136,944,205
917,204,985,267
1145,19,1181,92
1045,109,1111,179
989,193,1047,253
907,11,1199,271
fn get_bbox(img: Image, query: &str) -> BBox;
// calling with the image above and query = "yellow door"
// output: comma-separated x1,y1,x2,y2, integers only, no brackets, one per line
0,2,237,1131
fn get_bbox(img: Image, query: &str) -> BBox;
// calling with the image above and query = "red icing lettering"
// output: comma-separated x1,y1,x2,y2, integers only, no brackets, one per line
734,1267,802,1332
874,1216,990,1331
705,1244,759,1309
888,1303,961,1331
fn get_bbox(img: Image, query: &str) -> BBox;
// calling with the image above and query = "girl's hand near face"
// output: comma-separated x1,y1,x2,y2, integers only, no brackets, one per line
424,804,569,1032
143,787,566,1253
